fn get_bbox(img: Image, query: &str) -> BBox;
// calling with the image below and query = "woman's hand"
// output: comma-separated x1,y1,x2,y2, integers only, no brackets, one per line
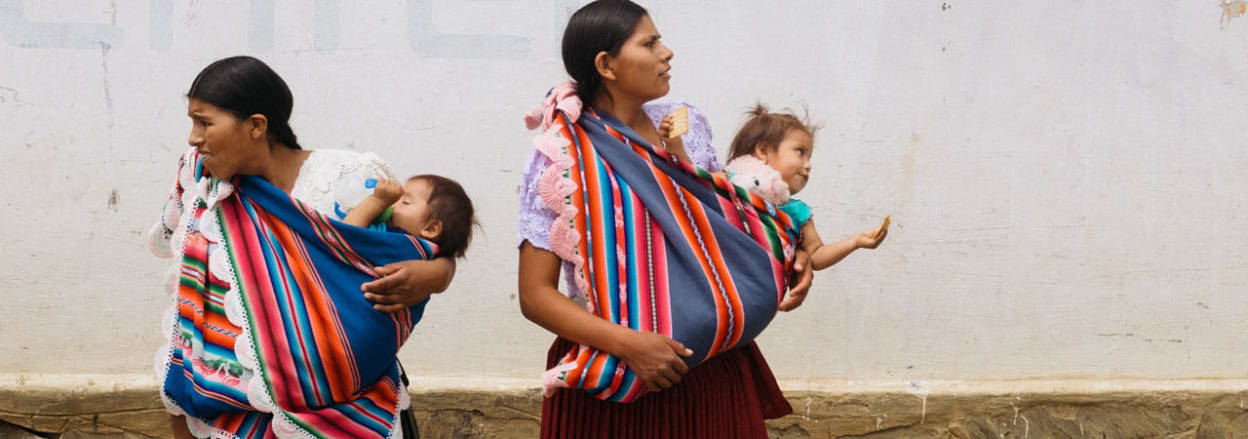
778,249,814,312
519,243,691,391
656,115,691,163
361,258,456,312
614,330,693,391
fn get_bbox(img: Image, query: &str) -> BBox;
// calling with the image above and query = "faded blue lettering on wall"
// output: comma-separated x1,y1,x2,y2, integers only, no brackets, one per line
149,0,172,51
407,0,529,59
315,0,339,50
0,0,124,49
553,0,581,36
2,0,578,58
249,0,274,52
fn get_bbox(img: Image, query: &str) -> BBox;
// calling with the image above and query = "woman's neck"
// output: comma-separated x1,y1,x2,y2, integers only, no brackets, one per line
593,94,652,134
256,145,310,193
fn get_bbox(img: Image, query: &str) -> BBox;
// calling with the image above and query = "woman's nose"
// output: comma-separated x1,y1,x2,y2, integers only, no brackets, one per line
661,44,674,63
188,131,203,147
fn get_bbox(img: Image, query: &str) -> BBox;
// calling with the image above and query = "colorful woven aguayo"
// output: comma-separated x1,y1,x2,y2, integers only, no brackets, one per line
526,83,800,403
151,149,436,438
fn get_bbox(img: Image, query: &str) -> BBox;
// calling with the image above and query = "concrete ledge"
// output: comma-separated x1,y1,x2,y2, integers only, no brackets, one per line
4,375,1248,438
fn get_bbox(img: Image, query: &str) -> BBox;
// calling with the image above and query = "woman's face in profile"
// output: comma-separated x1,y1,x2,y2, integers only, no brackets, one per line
608,14,674,103
186,98,256,179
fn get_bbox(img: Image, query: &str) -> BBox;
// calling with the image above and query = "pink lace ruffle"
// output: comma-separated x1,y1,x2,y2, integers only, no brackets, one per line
526,82,592,304
524,82,582,131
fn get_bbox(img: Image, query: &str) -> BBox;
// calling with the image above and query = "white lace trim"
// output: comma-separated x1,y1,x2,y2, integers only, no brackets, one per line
155,149,200,420
387,380,412,439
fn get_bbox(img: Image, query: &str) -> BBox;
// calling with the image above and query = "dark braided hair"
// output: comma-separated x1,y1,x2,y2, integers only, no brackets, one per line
561,0,649,106
188,56,301,149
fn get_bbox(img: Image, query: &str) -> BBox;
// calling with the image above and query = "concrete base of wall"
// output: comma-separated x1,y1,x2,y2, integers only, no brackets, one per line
4,375,1248,438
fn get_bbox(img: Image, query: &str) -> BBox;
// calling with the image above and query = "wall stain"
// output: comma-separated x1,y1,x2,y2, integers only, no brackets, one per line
107,189,119,211
900,132,919,207
1222,0,1246,28
0,86,23,106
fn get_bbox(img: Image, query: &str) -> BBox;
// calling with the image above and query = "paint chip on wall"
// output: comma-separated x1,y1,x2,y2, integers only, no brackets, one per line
1222,0,1246,28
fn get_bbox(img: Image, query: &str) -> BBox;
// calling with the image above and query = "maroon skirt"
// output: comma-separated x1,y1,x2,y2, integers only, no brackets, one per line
541,338,792,439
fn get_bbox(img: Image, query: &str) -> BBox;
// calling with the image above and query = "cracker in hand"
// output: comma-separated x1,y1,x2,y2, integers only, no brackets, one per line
874,216,891,239
666,106,689,139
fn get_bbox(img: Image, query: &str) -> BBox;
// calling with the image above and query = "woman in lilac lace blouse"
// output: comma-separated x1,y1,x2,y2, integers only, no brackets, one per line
516,2,813,437
517,101,719,298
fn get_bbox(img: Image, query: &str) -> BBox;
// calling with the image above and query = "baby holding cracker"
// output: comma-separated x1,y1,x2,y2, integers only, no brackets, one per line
659,104,887,272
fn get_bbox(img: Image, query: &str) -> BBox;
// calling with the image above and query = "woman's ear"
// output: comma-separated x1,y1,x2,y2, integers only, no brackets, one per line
594,51,617,81
247,114,269,141
419,220,443,241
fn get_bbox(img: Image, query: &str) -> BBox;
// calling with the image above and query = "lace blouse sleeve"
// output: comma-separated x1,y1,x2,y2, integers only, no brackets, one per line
290,149,398,215
354,151,397,181
516,148,557,250
146,149,195,258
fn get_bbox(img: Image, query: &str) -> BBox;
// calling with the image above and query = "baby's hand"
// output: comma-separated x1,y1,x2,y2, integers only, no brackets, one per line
854,227,887,250
370,179,404,206
657,114,688,161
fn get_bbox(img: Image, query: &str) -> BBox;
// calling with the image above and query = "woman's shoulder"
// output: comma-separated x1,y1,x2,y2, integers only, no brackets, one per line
302,149,396,181
292,149,396,214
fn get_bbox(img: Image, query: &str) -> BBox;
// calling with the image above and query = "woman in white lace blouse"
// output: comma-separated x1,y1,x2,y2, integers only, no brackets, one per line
152,56,450,439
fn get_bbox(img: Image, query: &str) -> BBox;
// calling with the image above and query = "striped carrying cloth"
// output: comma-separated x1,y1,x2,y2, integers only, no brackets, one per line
152,150,435,438
527,84,799,403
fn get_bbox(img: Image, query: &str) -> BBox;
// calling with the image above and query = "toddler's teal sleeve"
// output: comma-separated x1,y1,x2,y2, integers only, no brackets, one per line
779,199,812,228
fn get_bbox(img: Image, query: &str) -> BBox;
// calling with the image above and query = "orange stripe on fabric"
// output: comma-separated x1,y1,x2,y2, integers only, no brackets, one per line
573,123,615,327
630,142,729,358
685,200,746,348
259,209,355,403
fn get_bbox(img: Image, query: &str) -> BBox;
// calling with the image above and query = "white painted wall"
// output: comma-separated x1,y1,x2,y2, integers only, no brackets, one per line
2,0,1246,385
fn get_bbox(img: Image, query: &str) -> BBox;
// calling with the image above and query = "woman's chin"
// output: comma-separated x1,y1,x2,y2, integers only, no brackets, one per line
644,87,670,103
204,165,231,180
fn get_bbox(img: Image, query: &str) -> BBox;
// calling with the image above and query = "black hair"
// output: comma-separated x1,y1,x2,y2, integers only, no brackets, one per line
561,0,649,106
187,56,301,150
410,175,477,259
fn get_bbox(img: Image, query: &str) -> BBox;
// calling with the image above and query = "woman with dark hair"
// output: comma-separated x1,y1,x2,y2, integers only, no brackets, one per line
517,1,814,437
149,56,452,439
